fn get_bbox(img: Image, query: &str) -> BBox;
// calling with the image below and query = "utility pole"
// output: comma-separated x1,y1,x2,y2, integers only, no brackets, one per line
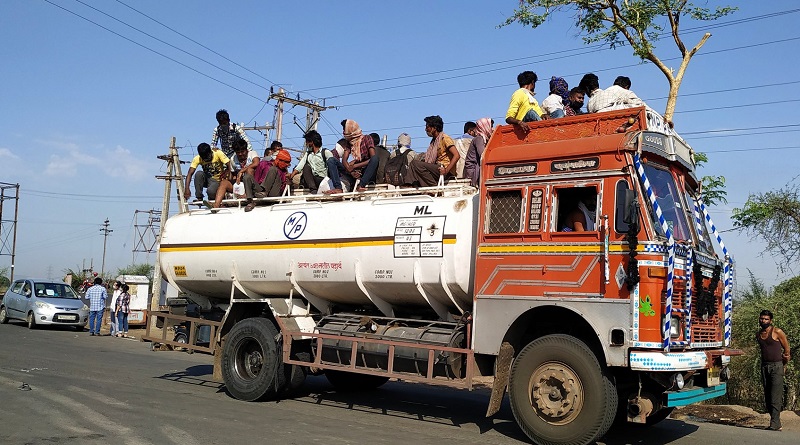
99,218,112,278
152,137,184,321
0,182,20,283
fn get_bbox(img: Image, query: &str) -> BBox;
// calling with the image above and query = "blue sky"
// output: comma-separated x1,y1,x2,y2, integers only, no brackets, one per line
1,1,797,288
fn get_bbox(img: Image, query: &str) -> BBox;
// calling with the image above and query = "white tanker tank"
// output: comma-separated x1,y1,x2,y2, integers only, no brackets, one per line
159,186,479,319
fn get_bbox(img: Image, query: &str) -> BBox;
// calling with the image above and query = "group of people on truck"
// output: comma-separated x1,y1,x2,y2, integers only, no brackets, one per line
183,71,644,213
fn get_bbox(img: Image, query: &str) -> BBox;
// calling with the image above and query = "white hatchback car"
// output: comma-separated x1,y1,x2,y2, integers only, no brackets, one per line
0,279,89,330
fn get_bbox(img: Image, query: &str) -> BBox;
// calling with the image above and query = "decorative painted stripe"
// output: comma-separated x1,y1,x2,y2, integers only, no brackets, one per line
162,236,456,252
634,153,676,351
696,196,734,347
479,244,633,254
683,248,694,345
630,351,709,371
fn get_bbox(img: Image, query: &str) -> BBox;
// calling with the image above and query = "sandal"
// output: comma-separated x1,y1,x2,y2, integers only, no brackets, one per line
244,202,256,212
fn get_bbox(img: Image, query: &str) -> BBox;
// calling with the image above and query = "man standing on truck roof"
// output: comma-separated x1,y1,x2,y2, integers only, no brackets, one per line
211,109,251,158
757,309,791,431
403,115,460,188
505,71,545,133
184,142,231,207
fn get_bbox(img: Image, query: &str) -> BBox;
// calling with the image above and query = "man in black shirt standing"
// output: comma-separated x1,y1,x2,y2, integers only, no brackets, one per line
757,310,791,431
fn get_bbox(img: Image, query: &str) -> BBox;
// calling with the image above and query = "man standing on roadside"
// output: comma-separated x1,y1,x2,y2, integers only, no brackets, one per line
86,277,107,336
757,309,791,431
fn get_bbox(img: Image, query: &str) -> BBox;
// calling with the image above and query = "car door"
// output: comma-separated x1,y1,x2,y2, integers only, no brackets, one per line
5,280,24,318
20,281,34,316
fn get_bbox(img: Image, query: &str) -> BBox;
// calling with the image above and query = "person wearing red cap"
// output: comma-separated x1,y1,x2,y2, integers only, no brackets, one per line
243,149,292,211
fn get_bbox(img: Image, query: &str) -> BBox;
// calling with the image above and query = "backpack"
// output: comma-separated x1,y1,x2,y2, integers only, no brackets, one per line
384,149,413,186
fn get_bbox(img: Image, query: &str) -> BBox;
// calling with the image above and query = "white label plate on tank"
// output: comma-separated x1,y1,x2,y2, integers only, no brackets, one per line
394,216,446,258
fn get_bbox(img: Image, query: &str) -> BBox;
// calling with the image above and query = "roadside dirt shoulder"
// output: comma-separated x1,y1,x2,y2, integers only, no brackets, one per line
673,405,800,432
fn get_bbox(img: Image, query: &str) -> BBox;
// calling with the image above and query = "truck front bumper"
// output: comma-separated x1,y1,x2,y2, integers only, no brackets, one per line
665,383,727,407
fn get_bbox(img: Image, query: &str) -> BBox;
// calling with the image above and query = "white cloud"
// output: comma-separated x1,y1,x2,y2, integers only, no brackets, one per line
0,147,19,160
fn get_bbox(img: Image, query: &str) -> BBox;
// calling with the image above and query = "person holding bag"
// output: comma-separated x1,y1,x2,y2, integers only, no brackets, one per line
115,284,131,338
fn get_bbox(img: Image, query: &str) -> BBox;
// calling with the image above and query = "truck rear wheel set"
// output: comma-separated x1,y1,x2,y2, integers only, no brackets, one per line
220,317,307,401
509,335,617,445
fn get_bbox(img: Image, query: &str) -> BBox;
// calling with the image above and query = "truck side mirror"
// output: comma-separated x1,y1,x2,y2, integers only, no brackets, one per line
615,182,640,233
623,189,640,232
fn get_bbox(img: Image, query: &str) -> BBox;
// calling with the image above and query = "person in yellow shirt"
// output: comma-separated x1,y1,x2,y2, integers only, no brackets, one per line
505,71,544,133
184,142,231,205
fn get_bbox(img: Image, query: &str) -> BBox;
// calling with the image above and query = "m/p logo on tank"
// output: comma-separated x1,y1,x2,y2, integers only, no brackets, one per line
284,212,307,239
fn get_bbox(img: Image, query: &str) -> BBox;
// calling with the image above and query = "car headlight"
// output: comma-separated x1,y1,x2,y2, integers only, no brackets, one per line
82,304,89,311
669,316,681,338
35,301,53,309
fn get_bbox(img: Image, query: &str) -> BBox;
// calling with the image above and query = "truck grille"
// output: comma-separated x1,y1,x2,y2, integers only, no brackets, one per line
670,276,722,345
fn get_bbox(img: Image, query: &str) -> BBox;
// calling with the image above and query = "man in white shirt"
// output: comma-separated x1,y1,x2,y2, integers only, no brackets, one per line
588,75,645,113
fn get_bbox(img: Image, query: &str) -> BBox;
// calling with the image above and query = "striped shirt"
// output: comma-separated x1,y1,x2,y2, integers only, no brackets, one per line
85,284,108,311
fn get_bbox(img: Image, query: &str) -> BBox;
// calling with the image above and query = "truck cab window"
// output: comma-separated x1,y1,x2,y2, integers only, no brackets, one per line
557,187,598,232
487,189,523,234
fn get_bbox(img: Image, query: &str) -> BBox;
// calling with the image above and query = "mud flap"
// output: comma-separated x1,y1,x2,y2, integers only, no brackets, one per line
486,342,514,417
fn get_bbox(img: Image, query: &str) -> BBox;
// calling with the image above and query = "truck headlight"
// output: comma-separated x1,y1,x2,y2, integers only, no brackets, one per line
671,373,685,389
669,316,681,338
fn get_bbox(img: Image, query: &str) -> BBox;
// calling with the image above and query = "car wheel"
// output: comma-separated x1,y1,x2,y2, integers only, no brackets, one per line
27,312,37,329
0,306,8,324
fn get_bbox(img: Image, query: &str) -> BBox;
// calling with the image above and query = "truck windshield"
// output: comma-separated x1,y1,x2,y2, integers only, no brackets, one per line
684,188,716,255
642,164,692,241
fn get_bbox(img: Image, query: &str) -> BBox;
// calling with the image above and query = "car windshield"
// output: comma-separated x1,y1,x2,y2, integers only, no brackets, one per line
34,283,79,299
642,163,692,241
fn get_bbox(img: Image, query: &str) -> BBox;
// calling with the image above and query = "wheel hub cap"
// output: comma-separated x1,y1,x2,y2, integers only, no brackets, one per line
530,363,584,424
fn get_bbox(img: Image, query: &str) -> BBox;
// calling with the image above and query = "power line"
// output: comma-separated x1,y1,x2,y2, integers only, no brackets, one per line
113,0,276,87
301,8,800,94
43,0,266,103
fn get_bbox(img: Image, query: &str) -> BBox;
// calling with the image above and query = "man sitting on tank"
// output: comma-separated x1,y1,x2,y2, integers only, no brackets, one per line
288,130,336,194
402,115,460,188
336,119,379,193
242,149,292,211
184,142,231,207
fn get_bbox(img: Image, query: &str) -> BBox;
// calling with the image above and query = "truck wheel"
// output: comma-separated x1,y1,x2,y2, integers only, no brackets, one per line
0,306,8,324
509,334,615,445
221,318,281,401
325,370,389,391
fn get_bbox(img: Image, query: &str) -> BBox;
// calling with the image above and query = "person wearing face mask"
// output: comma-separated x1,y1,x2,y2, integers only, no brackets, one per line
565,87,586,117
263,140,283,162
243,149,292,211
757,310,791,431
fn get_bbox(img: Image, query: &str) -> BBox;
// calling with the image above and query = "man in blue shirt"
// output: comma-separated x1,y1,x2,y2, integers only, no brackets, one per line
85,277,108,336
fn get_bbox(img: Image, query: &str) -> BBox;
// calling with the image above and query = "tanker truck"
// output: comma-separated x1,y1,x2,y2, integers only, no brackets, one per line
157,107,740,445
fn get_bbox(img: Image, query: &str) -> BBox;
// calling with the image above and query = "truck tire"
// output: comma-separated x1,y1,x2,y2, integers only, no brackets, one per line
509,334,615,445
221,318,281,401
325,370,389,391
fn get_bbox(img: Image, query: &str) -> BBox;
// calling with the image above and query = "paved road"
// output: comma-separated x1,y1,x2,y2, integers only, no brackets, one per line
1,321,797,445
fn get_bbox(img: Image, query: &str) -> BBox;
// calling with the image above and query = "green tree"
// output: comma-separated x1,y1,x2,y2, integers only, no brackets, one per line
693,152,727,207
0,266,10,292
502,0,736,121
731,180,800,270
116,263,155,282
